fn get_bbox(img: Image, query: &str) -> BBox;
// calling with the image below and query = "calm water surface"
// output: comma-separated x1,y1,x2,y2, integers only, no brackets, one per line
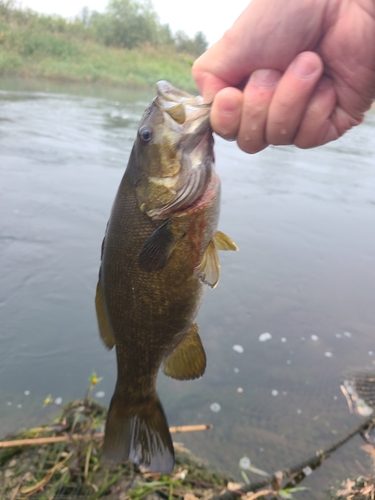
1,78,375,498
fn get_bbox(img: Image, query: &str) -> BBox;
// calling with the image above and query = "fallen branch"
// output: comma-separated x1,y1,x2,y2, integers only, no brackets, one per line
0,424,213,449
212,416,375,500
20,452,73,497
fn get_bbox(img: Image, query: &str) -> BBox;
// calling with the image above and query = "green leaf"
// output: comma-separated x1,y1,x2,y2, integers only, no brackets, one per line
240,470,250,485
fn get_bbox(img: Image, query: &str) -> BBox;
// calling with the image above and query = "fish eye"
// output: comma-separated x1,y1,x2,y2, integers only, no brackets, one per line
139,126,153,143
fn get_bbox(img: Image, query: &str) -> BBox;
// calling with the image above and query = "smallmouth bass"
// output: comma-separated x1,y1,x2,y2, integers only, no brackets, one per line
95,81,238,473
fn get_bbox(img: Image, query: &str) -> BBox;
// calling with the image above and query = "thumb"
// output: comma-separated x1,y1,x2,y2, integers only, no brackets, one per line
192,64,230,103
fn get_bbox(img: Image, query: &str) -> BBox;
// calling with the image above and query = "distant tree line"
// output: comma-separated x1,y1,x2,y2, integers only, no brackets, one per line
0,0,208,56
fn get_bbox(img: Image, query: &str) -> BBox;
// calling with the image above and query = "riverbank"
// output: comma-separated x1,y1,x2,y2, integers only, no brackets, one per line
0,42,196,92
0,397,230,499
0,1,199,92
1,396,374,499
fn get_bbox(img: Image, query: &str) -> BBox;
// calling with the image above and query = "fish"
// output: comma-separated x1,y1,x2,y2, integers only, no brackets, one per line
95,81,238,473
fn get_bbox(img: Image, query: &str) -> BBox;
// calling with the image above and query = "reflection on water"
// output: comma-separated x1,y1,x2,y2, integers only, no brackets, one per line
1,79,375,498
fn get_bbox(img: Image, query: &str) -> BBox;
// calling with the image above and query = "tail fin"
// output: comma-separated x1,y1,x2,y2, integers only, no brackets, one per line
103,391,175,473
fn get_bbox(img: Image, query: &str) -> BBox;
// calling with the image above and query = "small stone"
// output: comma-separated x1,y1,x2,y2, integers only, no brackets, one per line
55,397,62,405
95,391,105,398
234,368,239,373
344,331,352,338
324,352,332,358
237,387,243,393
24,390,30,396
311,335,319,341
286,360,291,365
271,390,278,396
281,337,287,343
297,409,302,414
233,345,244,353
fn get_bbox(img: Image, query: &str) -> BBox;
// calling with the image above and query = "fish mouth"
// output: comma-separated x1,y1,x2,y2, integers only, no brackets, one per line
156,80,211,132
156,80,210,108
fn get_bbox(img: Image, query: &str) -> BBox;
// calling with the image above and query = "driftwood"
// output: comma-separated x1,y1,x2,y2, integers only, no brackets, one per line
0,424,213,449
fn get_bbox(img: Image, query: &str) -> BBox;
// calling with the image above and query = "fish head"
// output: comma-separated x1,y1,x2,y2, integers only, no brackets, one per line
132,81,214,218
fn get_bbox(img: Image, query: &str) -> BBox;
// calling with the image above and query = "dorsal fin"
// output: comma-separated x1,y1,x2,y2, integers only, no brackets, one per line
95,281,115,349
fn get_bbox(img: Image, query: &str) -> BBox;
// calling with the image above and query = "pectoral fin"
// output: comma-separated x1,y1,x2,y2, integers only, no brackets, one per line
194,239,220,288
95,281,115,350
138,220,179,272
163,323,206,380
214,230,239,251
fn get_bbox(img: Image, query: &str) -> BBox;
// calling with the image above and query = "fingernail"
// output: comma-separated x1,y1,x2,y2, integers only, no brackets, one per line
250,69,280,88
291,54,318,78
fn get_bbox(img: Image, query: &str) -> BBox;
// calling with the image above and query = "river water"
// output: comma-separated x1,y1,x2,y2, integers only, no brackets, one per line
1,78,375,497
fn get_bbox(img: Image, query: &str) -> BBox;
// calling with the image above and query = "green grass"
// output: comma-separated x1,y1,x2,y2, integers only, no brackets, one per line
0,397,231,499
0,23,197,91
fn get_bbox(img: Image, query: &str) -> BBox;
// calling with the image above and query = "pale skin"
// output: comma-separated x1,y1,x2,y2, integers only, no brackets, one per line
192,0,375,153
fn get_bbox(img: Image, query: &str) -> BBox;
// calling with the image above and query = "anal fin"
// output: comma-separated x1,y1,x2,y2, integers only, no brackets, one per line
163,323,206,380
95,281,115,349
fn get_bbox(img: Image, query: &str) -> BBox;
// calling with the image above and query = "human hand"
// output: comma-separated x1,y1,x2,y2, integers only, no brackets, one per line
192,0,375,153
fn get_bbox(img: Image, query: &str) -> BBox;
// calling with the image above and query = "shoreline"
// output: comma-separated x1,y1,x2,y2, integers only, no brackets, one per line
0,44,198,95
